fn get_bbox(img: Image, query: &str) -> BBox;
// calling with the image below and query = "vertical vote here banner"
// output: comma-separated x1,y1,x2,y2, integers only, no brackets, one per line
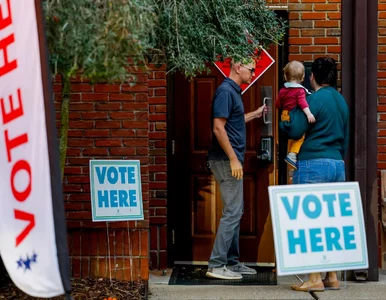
0,0,71,298
89,160,144,221
269,182,368,276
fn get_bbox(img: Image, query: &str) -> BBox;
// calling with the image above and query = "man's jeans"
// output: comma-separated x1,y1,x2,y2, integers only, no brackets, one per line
293,158,345,184
208,159,243,268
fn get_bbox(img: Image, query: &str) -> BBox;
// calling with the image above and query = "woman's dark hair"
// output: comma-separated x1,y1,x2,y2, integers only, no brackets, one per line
311,57,337,87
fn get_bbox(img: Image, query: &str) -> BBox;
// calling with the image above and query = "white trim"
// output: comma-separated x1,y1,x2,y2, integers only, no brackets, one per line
267,5,288,10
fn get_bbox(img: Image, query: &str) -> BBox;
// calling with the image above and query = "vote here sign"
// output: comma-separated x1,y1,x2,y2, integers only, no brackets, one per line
269,182,368,276
89,160,144,221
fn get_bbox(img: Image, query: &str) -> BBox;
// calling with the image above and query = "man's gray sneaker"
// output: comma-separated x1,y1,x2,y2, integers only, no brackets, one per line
227,263,257,275
206,266,243,280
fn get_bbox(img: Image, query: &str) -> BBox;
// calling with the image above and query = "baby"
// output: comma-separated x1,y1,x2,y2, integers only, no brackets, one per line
275,60,315,169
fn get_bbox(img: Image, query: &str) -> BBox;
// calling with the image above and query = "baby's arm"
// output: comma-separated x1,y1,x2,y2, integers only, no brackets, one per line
298,90,315,123
303,107,315,123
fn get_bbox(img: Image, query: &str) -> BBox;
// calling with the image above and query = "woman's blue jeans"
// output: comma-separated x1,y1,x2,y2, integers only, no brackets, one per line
293,159,345,184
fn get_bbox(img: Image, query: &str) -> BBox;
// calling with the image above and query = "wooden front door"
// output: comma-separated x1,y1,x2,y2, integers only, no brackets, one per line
169,46,278,264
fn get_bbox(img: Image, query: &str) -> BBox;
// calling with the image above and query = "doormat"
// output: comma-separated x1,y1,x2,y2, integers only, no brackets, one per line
168,265,276,285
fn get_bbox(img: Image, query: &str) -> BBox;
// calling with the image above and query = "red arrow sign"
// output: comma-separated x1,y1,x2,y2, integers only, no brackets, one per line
214,48,275,94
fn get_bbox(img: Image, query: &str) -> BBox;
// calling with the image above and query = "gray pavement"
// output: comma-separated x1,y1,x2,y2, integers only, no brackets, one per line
149,269,386,300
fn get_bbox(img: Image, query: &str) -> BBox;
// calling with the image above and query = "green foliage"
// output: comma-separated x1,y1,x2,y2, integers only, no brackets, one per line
44,0,286,80
152,0,286,77
44,0,156,82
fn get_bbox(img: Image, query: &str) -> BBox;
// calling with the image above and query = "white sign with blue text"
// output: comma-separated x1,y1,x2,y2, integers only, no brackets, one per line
269,182,368,276
89,160,144,222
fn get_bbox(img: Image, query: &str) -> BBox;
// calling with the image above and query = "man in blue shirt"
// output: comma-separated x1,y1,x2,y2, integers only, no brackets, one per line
206,59,267,280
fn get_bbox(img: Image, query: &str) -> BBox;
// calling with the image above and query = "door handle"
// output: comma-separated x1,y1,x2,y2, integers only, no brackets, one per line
263,97,271,125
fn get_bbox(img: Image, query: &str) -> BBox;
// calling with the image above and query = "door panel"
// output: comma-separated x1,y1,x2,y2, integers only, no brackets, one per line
172,46,278,264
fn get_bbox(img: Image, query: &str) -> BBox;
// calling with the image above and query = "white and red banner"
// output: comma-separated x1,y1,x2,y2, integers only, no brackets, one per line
0,1,71,298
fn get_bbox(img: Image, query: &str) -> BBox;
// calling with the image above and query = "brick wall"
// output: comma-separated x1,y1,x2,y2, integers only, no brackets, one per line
54,65,155,280
287,0,342,84
148,65,168,270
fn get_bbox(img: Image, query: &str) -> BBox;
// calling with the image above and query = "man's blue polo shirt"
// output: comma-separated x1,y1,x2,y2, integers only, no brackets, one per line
208,78,246,163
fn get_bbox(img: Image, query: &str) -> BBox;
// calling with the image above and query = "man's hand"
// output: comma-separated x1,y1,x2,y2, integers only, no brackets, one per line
230,158,243,180
255,104,267,118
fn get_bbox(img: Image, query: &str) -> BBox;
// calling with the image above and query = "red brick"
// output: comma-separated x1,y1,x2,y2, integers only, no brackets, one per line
302,29,326,37
71,258,81,277
135,93,149,101
63,184,83,193
134,112,147,121
109,112,135,120
82,93,108,101
70,103,94,111
84,130,110,137
289,37,313,45
122,121,148,129
95,103,121,111
301,12,326,20
123,139,148,147
314,4,339,11
327,45,341,53
149,97,166,104
288,54,313,61
149,132,166,139
82,148,109,156
109,93,135,101
148,79,166,87
155,173,167,181
67,176,90,184
149,114,166,121
150,226,157,251
110,148,136,156
328,12,341,20
67,211,92,219
111,129,136,137
155,72,166,79
315,37,339,45
95,139,122,147
69,121,93,129
121,84,148,92
159,226,167,250
82,112,108,119
289,28,300,37
289,4,313,11
315,20,339,28
155,88,167,96
94,84,121,93
140,258,149,280
140,230,148,256
136,130,149,137
302,46,326,53
68,139,93,147
64,166,83,174
122,103,148,111
289,12,300,20
70,83,93,92
95,121,121,129
290,20,313,28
